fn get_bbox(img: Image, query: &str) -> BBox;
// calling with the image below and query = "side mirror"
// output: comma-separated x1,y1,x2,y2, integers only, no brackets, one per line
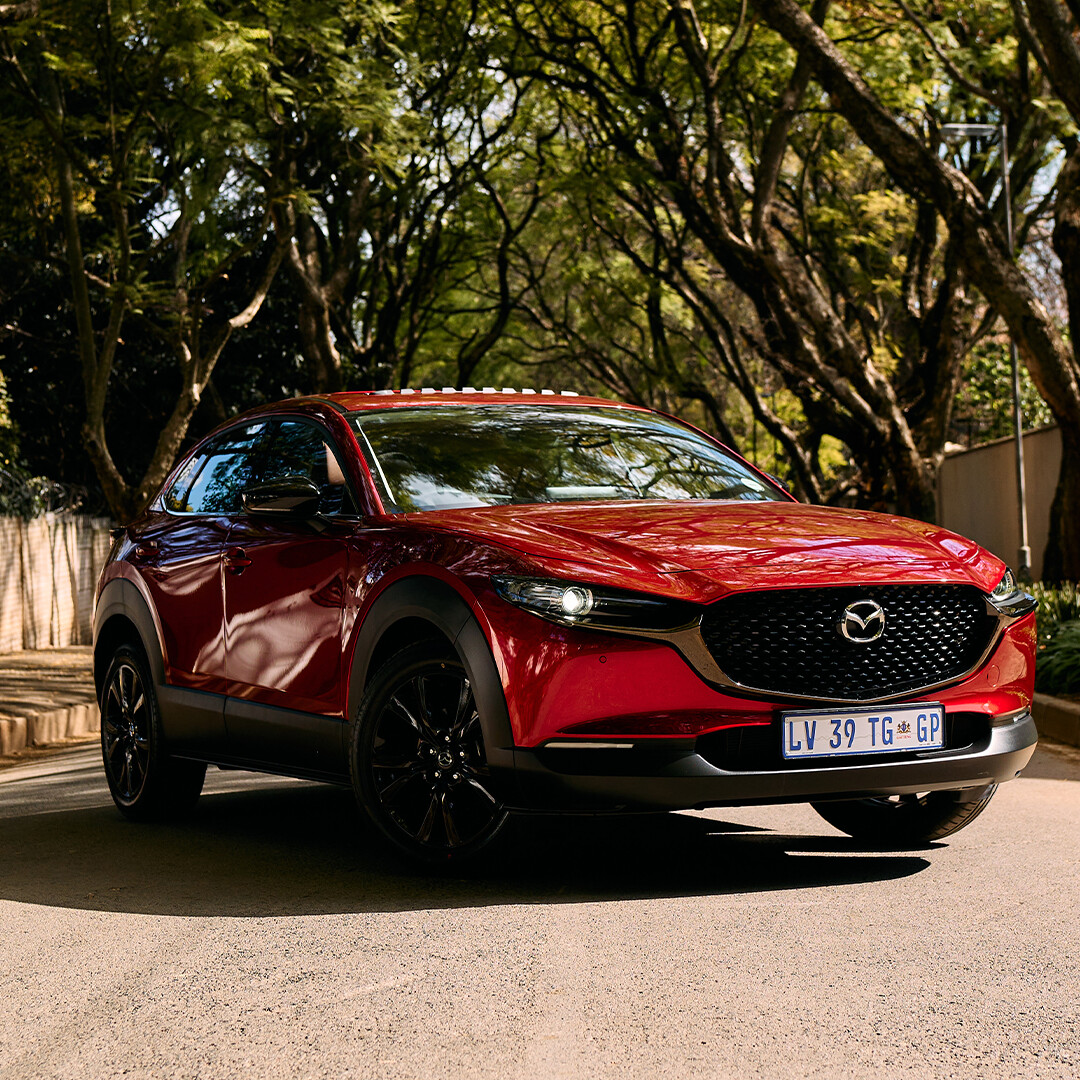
765,472,796,498
241,477,321,518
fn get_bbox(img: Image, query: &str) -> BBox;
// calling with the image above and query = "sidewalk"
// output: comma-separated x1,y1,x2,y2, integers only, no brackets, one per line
0,647,97,757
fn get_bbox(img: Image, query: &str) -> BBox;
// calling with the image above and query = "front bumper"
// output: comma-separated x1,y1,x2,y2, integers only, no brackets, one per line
499,711,1038,813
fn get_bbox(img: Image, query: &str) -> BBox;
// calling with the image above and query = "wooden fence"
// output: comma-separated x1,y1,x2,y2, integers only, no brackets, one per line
938,425,1061,581
0,515,114,652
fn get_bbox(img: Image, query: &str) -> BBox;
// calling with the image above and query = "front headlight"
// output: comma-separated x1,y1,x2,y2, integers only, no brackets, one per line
991,568,1019,601
987,567,1037,617
492,575,697,632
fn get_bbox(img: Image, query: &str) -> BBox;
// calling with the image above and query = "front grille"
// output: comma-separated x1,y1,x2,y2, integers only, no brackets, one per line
697,713,990,772
700,585,997,701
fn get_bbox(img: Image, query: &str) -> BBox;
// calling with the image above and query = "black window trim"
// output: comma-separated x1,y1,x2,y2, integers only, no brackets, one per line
160,418,272,518
161,413,363,519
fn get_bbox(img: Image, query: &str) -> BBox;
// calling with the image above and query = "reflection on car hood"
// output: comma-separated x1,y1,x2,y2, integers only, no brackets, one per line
411,500,1004,594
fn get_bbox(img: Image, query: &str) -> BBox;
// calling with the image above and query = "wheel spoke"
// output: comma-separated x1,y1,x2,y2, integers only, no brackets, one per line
371,751,421,771
440,792,462,847
376,767,428,805
414,794,440,844
120,666,133,712
416,674,432,732
129,751,146,791
386,692,426,740
455,712,481,744
451,677,473,734
464,777,498,807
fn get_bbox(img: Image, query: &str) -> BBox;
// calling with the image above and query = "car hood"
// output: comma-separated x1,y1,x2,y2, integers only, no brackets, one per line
410,501,1004,596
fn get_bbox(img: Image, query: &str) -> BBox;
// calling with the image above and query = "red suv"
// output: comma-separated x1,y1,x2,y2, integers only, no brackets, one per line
93,390,1038,862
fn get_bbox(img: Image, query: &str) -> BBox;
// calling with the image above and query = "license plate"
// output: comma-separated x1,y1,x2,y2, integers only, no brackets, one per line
781,703,945,760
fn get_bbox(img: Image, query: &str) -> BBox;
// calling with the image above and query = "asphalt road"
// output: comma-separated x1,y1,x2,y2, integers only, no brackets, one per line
1,742,1078,1080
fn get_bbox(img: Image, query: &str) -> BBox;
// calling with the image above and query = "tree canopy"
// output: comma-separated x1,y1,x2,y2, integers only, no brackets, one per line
0,0,1076,575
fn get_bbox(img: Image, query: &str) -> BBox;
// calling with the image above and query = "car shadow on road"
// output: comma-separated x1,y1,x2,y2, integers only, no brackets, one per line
0,781,933,917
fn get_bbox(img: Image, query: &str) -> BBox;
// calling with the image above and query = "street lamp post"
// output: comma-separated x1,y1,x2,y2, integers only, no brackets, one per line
940,122,1032,580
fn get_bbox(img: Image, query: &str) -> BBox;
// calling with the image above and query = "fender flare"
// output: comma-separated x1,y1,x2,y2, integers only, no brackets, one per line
346,576,516,772
92,577,167,695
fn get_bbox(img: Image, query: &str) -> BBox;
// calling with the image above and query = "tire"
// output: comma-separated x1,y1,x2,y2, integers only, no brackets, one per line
100,643,206,820
351,643,508,865
811,784,998,846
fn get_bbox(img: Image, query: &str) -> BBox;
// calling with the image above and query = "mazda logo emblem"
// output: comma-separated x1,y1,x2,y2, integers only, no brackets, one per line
839,599,886,643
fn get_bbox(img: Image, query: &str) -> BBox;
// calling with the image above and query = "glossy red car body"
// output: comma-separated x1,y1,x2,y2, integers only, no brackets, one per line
93,390,1038,857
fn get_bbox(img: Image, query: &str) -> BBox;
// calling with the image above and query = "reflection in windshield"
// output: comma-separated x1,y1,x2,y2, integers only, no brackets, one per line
352,405,780,513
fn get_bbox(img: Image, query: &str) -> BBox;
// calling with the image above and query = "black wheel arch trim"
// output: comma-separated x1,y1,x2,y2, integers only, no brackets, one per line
346,576,517,776
93,577,168,696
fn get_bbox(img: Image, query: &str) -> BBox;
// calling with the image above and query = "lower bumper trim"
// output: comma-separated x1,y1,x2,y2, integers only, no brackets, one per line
498,712,1038,813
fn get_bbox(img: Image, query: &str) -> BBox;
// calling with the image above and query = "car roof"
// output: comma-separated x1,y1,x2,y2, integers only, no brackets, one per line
189,388,658,449
321,388,650,414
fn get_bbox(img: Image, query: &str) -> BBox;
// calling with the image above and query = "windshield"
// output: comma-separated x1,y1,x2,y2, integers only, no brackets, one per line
351,404,782,513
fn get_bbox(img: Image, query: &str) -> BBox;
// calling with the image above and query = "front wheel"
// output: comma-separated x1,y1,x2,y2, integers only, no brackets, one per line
100,644,206,820
811,785,998,846
351,644,508,865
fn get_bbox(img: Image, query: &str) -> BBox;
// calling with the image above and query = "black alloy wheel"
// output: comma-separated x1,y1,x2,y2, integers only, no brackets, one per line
352,643,508,864
102,655,151,804
811,784,998,846
100,644,206,820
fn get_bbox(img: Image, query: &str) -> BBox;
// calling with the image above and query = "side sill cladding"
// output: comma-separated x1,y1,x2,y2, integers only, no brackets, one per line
346,576,516,775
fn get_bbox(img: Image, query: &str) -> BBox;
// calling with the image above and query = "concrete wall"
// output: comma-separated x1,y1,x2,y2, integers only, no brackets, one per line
938,425,1061,580
0,516,113,652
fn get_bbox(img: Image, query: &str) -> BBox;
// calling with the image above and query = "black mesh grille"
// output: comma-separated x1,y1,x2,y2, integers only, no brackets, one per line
700,585,997,701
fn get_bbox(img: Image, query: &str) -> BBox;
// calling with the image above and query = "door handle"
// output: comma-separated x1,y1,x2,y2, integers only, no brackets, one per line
132,540,159,562
225,546,252,573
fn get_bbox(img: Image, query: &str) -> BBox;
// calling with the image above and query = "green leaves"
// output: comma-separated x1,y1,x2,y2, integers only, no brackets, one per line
1035,618,1080,695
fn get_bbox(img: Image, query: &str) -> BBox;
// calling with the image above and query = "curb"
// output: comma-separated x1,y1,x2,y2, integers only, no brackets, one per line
1032,693,1080,749
0,646,98,757
0,704,99,756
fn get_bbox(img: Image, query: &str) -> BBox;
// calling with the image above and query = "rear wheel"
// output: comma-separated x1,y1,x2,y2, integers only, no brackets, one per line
351,643,508,864
100,644,206,820
811,784,998,845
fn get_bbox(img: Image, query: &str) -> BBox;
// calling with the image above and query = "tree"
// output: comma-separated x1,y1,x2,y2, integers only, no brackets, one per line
0,1,401,519
749,0,1080,576
496,0,1034,518
268,0,552,394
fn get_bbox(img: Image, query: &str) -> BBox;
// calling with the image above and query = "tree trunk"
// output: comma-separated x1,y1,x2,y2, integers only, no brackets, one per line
298,298,343,393
1045,147,1080,580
